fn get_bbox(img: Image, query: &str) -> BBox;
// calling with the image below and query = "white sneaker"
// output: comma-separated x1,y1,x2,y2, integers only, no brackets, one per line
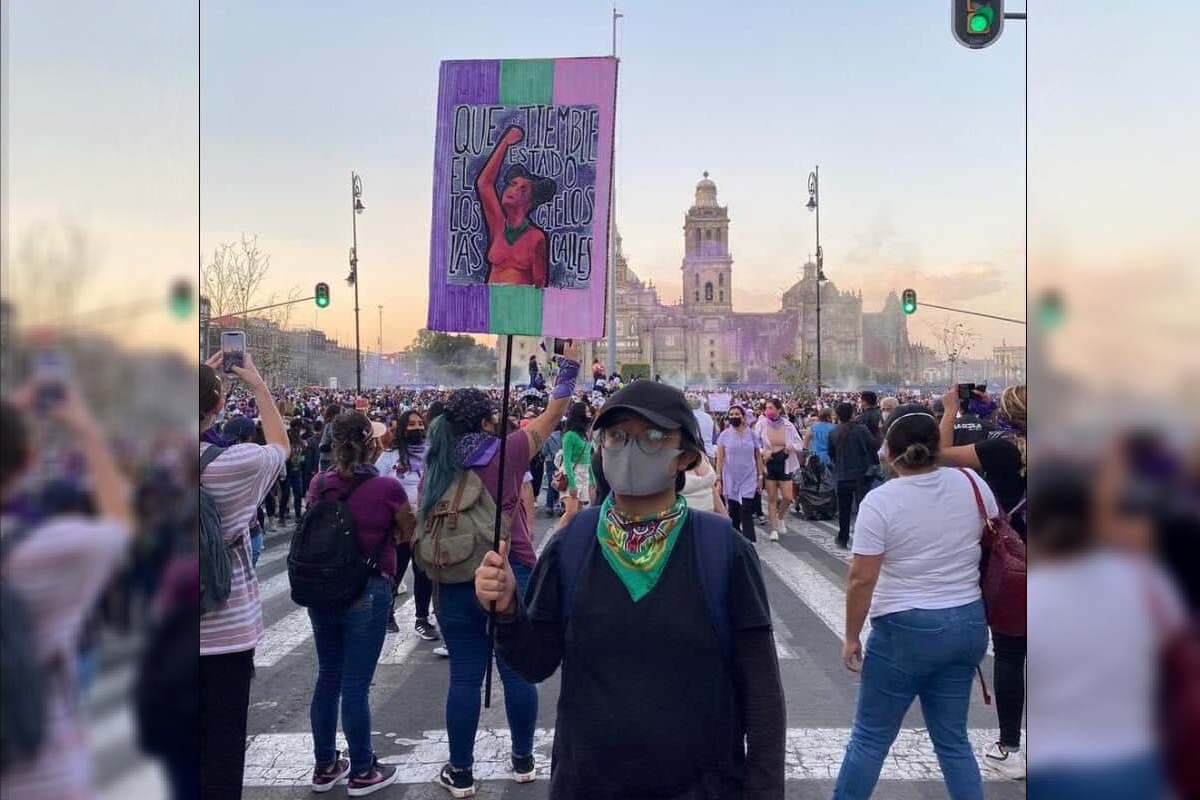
396,583,409,595
768,530,779,542
980,742,1025,780
433,646,449,658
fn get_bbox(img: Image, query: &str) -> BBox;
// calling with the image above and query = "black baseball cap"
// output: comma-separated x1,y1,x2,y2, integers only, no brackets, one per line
595,382,701,445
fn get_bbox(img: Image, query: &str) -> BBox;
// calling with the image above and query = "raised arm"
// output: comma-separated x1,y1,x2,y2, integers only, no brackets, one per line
523,340,581,453
938,387,982,469
475,126,524,234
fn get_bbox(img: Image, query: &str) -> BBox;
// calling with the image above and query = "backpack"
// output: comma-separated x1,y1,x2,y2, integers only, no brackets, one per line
555,507,736,662
959,468,1026,637
0,521,55,775
413,470,512,586
199,446,233,615
135,602,198,760
287,474,387,610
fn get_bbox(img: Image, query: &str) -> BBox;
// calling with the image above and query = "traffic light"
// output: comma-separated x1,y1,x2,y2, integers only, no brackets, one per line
1037,288,1064,329
170,279,193,318
952,0,1005,49
315,282,331,308
901,288,917,315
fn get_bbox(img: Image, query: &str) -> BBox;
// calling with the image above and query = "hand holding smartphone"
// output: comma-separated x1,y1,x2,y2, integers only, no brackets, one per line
221,330,247,375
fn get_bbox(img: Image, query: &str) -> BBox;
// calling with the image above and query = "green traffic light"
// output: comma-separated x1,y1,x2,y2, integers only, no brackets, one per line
903,302,916,314
316,296,329,308
170,281,193,318
969,5,994,33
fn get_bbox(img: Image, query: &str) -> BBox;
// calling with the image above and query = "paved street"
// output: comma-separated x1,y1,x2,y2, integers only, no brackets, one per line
230,509,1025,799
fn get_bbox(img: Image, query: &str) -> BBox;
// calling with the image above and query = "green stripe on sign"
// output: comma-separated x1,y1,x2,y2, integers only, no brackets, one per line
499,60,554,105
489,285,543,335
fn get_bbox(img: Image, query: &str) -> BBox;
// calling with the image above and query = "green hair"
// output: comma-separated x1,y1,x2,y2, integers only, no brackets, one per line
418,415,461,521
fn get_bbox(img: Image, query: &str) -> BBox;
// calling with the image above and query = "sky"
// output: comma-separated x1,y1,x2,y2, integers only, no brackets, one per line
4,1,1197,363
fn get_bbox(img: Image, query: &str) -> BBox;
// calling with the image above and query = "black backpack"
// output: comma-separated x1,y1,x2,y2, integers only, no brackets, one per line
288,474,388,610
135,600,198,760
0,522,55,774
199,446,233,614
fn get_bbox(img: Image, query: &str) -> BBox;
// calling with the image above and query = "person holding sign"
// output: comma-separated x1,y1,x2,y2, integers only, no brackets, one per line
416,342,580,797
476,126,556,288
475,381,785,799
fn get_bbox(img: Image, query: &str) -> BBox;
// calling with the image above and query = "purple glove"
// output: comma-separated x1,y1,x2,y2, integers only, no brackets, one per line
552,358,580,400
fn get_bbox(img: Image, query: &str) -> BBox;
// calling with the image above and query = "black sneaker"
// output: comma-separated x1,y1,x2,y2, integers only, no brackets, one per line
346,756,398,796
436,764,475,798
386,612,400,634
835,536,849,549
310,750,350,793
511,753,536,784
415,618,441,641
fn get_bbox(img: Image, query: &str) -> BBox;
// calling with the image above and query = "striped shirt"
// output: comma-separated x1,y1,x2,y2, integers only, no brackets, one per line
0,514,128,800
199,442,287,656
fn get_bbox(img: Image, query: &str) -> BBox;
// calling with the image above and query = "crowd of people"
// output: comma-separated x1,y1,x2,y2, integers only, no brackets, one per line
6,338,1198,800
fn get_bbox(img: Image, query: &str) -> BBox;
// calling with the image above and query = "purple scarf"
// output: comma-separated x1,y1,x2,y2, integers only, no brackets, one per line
453,433,499,470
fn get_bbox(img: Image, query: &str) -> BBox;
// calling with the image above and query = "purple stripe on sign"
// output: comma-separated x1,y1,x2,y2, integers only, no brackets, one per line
542,57,618,339
428,60,499,332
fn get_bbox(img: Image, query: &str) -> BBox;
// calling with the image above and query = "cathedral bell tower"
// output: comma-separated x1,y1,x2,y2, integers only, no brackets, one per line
681,172,733,312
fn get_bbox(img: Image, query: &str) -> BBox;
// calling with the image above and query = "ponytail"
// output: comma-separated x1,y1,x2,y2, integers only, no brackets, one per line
418,415,460,521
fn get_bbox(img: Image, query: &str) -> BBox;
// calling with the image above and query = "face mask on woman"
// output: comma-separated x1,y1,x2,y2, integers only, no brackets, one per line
764,408,779,421
405,430,426,446
601,444,682,497
729,416,743,428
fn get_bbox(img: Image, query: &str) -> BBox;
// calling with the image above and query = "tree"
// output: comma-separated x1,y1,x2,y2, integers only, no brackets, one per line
403,329,496,385
927,317,980,385
773,352,816,404
12,221,96,326
201,235,300,386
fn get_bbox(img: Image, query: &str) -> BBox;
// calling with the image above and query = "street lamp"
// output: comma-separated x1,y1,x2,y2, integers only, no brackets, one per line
350,171,364,392
806,166,825,400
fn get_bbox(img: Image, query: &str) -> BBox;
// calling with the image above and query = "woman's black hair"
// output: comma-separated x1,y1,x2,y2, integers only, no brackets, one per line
425,400,446,426
0,399,30,496
443,388,498,437
835,402,855,423
330,411,373,480
323,403,342,423
767,397,784,412
200,365,222,420
1028,460,1093,558
564,401,591,437
502,163,556,208
884,412,940,469
392,408,421,469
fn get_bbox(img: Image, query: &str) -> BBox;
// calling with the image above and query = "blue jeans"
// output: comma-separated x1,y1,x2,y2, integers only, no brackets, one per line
308,576,392,774
278,472,304,520
1027,753,1165,800
438,562,537,769
543,463,560,510
833,600,989,800
249,526,264,569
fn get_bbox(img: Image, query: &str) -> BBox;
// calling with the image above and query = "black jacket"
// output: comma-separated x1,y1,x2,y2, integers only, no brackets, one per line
829,421,876,482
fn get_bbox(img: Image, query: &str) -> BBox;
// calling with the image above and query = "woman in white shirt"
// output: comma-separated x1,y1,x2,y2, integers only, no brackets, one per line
680,454,726,515
833,409,995,800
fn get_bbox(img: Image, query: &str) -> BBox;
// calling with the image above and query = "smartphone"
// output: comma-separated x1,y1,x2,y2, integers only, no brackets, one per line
552,338,572,356
957,383,977,403
221,330,247,374
33,347,69,409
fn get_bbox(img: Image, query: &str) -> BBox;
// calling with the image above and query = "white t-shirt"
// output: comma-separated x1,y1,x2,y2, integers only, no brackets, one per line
852,467,996,617
1028,552,1185,769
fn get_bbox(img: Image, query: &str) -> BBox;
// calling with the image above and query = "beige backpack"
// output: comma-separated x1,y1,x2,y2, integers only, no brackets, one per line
413,470,512,587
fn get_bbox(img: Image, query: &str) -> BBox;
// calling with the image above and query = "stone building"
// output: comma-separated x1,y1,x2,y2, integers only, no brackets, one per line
504,173,915,387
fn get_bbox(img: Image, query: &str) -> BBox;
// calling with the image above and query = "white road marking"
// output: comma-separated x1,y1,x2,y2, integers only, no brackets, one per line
98,761,168,800
754,537,870,643
254,608,313,667
243,727,1011,785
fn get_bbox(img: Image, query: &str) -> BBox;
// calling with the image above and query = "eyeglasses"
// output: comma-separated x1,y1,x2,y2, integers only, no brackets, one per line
595,427,675,455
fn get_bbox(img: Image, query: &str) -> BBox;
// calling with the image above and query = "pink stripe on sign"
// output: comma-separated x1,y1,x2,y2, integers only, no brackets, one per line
541,57,618,340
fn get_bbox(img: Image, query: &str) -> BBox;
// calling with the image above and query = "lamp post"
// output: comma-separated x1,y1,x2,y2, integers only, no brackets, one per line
606,5,623,376
348,171,365,392
377,304,383,388
806,166,824,400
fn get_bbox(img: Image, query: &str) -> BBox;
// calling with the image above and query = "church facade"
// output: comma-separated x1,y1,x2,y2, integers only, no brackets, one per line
506,173,915,386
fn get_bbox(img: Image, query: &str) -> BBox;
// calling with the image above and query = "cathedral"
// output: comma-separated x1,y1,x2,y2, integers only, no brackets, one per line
505,173,915,386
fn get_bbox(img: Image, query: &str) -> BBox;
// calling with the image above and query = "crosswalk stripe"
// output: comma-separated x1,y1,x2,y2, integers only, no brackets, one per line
753,537,870,643
254,608,312,667
243,727,1010,786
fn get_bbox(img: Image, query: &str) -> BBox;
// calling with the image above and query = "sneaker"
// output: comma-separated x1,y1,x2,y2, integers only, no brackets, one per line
980,742,1026,780
415,618,441,641
511,753,536,783
768,529,779,542
396,582,409,596
346,757,398,796
436,764,476,797
835,536,849,549
433,645,449,658
386,612,400,634
310,751,350,793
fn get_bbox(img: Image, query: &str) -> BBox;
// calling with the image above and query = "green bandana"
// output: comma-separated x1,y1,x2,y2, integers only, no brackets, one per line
596,495,689,602
504,219,531,245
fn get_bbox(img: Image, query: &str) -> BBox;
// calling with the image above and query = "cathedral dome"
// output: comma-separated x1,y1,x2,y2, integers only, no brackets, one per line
694,171,718,208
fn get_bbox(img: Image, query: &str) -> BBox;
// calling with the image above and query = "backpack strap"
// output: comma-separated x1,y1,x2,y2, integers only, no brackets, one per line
0,519,37,564
956,467,992,528
558,507,604,628
691,511,735,663
199,444,224,475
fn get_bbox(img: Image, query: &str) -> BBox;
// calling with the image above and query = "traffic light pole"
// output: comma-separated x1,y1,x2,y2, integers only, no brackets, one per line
916,301,1024,325
226,296,317,318
352,174,362,393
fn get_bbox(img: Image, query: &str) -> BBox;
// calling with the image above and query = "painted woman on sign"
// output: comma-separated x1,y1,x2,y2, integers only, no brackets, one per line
476,126,556,287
